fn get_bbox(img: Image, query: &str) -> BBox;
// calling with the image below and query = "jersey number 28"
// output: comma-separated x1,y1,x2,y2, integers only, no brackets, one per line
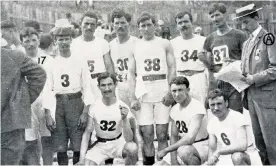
176,120,188,133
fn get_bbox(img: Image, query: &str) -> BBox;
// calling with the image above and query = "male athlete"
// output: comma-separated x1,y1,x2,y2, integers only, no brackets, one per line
206,89,262,165
171,11,207,103
202,3,247,113
71,11,114,98
77,72,138,165
20,27,54,165
44,24,94,165
155,76,208,165
131,12,176,165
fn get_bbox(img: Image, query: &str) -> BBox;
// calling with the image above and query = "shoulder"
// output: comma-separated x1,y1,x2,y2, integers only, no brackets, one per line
194,34,206,41
170,103,179,118
96,37,109,45
206,32,216,40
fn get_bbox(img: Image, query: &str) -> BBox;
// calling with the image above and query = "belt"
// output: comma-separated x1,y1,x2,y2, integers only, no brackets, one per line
91,72,104,79
96,133,122,143
142,74,166,81
56,91,82,100
177,70,204,77
194,135,209,143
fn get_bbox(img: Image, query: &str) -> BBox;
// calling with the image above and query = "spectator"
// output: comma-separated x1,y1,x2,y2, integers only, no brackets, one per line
39,33,55,57
24,20,43,34
161,26,172,40
194,26,204,36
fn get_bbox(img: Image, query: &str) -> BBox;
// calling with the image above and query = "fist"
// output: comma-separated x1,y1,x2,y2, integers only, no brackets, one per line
120,105,129,120
131,100,141,111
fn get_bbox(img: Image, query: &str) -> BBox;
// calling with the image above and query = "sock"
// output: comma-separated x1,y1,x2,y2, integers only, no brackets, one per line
105,158,114,164
143,156,155,165
73,151,80,165
57,152,68,165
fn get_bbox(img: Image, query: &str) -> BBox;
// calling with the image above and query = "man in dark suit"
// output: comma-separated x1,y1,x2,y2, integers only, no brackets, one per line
1,47,46,165
235,3,276,165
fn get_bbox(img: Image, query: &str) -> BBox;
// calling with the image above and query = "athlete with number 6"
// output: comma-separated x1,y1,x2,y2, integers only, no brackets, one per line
77,72,138,165
202,3,247,113
131,12,176,165
205,89,261,165
171,11,207,104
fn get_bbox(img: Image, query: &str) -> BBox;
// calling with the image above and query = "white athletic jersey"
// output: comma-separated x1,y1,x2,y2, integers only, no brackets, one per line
170,35,206,72
170,99,208,141
110,36,137,90
44,55,94,109
134,37,169,102
88,99,134,139
207,110,253,150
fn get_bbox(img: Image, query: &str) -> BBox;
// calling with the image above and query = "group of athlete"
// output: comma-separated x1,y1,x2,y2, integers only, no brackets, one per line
8,2,266,166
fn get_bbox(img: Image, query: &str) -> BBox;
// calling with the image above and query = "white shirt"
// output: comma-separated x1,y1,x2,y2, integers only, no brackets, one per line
110,36,137,90
207,110,253,150
88,99,133,139
170,99,208,141
170,35,206,71
251,25,262,41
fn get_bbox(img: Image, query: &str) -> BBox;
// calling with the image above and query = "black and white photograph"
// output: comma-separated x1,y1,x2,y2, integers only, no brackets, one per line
1,0,276,165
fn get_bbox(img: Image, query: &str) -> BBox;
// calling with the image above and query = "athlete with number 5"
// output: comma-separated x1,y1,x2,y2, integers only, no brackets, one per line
202,3,247,113
131,12,176,165
205,89,262,165
171,11,207,104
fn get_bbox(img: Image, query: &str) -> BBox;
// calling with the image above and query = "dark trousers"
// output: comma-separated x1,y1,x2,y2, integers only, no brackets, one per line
248,89,276,164
20,139,41,165
1,129,25,165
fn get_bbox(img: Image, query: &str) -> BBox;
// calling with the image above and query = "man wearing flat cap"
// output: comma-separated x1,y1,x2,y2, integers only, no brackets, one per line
43,20,94,165
235,3,276,164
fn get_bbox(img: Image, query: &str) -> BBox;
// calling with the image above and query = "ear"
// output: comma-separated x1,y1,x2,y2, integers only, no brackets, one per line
225,100,229,108
187,87,190,92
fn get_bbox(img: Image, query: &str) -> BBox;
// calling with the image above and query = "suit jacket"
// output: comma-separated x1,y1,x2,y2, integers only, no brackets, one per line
1,48,46,133
241,28,276,108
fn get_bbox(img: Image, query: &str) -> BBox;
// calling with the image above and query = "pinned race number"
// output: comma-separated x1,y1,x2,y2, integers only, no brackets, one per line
212,45,229,65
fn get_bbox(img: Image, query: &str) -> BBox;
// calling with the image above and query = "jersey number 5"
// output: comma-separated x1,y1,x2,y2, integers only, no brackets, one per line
87,60,95,73
176,120,188,133
144,58,160,71
100,120,116,131
221,133,231,145
61,74,70,87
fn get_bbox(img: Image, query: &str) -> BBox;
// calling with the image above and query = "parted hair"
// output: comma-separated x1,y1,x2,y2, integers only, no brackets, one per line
207,89,228,101
137,11,156,26
20,27,39,42
169,76,190,88
208,3,227,15
97,72,117,85
111,9,132,23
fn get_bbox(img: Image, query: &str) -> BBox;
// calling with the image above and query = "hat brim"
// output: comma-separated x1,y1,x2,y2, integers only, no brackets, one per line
233,8,262,20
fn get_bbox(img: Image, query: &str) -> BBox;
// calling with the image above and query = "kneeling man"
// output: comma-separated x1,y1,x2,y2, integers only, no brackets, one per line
78,72,138,165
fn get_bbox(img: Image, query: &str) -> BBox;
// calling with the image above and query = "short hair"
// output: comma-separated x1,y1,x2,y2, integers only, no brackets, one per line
111,9,132,23
137,11,156,26
246,11,259,19
39,33,53,49
52,27,73,37
169,76,190,88
1,20,16,29
20,27,39,42
24,20,42,32
175,11,193,23
209,3,227,15
207,89,228,101
66,12,72,19
80,11,98,24
97,72,117,85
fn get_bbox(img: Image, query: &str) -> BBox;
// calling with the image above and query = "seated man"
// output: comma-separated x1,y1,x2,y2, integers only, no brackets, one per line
78,72,138,165
206,89,262,165
156,76,209,165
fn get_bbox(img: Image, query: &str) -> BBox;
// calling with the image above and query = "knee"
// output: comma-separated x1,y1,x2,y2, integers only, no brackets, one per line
125,142,138,156
140,130,154,144
231,152,245,165
177,146,193,160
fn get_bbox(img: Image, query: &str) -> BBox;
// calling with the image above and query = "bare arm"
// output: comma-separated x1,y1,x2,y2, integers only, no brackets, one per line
165,41,176,84
122,118,134,142
170,120,180,165
79,116,94,161
127,53,137,101
103,52,115,74
208,134,217,160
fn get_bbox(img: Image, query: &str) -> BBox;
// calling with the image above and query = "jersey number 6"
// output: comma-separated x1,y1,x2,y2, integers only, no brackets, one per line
221,133,231,145
100,120,116,131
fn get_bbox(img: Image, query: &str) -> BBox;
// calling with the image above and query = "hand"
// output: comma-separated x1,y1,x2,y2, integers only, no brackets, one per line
45,114,56,132
171,159,180,165
162,92,176,107
76,159,85,165
131,100,141,111
157,150,167,161
240,74,254,85
78,112,88,130
120,105,129,120
207,151,220,165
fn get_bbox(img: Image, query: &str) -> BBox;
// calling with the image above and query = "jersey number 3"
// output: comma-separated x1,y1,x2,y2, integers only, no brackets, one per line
176,120,188,133
100,120,116,131
61,74,70,87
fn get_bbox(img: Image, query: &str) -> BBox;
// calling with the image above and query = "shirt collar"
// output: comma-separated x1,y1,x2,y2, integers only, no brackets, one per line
251,25,262,40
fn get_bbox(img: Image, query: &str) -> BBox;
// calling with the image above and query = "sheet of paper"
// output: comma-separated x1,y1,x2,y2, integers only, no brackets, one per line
214,61,250,92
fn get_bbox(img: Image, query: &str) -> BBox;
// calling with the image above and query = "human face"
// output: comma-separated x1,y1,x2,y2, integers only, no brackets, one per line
81,16,97,38
240,16,259,34
139,19,155,40
176,14,193,35
210,10,226,29
208,96,228,119
113,17,129,37
170,84,189,104
98,77,116,98
55,36,72,53
21,34,39,54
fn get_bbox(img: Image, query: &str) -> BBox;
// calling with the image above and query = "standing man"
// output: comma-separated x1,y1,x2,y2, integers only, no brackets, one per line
1,47,46,165
156,76,208,165
131,12,176,165
202,3,247,113
171,11,207,103
206,89,261,165
71,11,114,98
236,3,276,164
78,72,138,165
44,24,94,165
